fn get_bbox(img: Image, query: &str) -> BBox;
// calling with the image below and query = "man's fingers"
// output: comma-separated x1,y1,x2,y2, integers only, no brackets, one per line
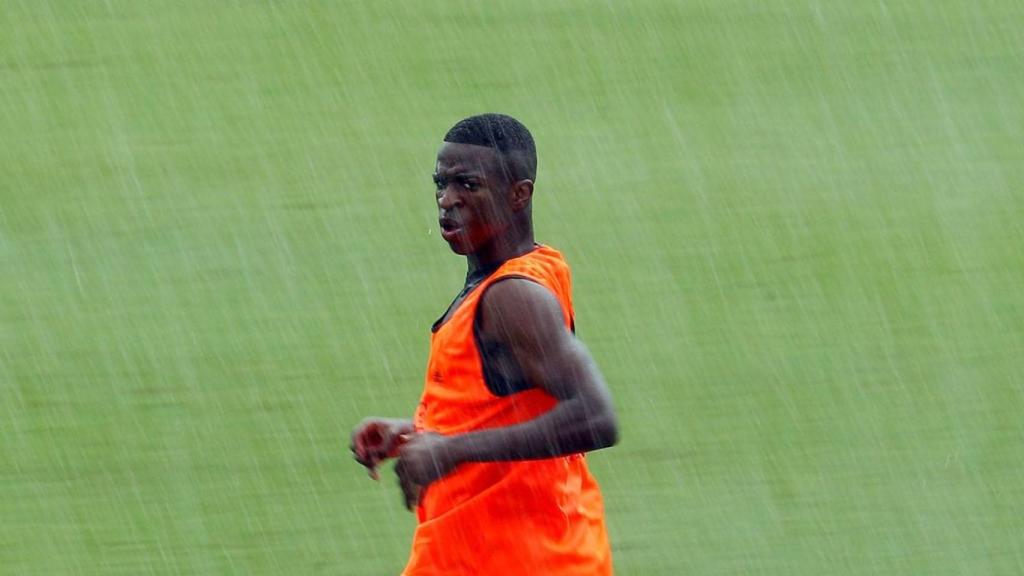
364,451,382,479
401,479,419,510
406,483,422,510
352,424,387,464
352,429,368,461
352,444,383,478
353,422,402,462
403,481,422,510
352,448,371,467
391,432,416,458
395,460,419,511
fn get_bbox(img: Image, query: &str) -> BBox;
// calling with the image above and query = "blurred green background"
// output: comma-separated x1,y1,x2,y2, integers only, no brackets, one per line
2,1,1022,574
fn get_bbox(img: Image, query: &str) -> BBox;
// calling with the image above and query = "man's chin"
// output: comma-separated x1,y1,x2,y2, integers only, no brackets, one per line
444,238,472,255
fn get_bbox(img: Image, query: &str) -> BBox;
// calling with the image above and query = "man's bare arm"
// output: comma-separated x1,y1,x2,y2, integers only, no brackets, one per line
447,279,618,462
394,278,618,504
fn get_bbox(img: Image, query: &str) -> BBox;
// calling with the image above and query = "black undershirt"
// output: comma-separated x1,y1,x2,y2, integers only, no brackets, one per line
430,263,502,333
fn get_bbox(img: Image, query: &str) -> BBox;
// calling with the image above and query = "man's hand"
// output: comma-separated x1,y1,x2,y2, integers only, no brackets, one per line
350,418,414,480
394,432,459,510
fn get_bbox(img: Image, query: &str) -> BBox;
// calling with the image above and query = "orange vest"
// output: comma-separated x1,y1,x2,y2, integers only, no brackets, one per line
403,245,612,576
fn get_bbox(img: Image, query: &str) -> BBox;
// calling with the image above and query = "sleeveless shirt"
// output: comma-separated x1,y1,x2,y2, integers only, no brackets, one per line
403,245,613,575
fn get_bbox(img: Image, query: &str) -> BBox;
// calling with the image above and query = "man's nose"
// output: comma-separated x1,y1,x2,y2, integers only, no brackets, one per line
437,186,461,209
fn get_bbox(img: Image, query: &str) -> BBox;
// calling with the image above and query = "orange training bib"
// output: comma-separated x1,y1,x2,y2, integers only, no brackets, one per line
403,245,612,576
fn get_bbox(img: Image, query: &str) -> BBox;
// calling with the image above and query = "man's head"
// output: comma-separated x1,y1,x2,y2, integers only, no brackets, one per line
443,114,536,183
433,114,537,258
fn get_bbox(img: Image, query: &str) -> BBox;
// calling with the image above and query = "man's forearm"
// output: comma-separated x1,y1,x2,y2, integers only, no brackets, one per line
446,397,618,464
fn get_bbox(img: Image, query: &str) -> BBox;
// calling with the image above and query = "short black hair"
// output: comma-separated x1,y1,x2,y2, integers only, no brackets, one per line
443,113,537,183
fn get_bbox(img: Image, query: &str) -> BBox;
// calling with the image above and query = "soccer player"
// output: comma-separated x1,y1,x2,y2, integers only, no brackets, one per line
351,114,618,575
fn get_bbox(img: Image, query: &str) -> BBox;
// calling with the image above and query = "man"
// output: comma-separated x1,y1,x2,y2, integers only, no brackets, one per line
351,114,618,575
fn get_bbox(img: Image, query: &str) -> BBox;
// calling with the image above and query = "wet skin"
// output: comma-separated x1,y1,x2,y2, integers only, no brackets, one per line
432,142,536,273
352,140,618,510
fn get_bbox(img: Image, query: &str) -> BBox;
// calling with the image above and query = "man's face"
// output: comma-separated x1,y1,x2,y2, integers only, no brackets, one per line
433,142,514,255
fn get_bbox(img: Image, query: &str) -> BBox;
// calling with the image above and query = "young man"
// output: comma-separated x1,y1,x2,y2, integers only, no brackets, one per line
351,114,618,575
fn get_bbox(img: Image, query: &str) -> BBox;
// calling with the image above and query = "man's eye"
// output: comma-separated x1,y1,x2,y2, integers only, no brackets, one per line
432,177,445,190
461,181,478,191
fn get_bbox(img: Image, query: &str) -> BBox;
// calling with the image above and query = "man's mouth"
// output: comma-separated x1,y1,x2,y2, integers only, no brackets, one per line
439,218,462,241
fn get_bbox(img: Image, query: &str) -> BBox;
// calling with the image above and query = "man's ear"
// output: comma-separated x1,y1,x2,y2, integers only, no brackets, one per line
510,179,534,212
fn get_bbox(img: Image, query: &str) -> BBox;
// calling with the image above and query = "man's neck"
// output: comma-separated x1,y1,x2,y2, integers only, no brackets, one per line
466,231,536,277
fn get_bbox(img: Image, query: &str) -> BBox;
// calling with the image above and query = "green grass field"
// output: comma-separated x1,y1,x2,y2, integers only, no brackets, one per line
3,1,1022,574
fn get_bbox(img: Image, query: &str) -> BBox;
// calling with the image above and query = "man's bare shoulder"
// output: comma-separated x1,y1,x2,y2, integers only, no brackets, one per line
477,278,566,345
